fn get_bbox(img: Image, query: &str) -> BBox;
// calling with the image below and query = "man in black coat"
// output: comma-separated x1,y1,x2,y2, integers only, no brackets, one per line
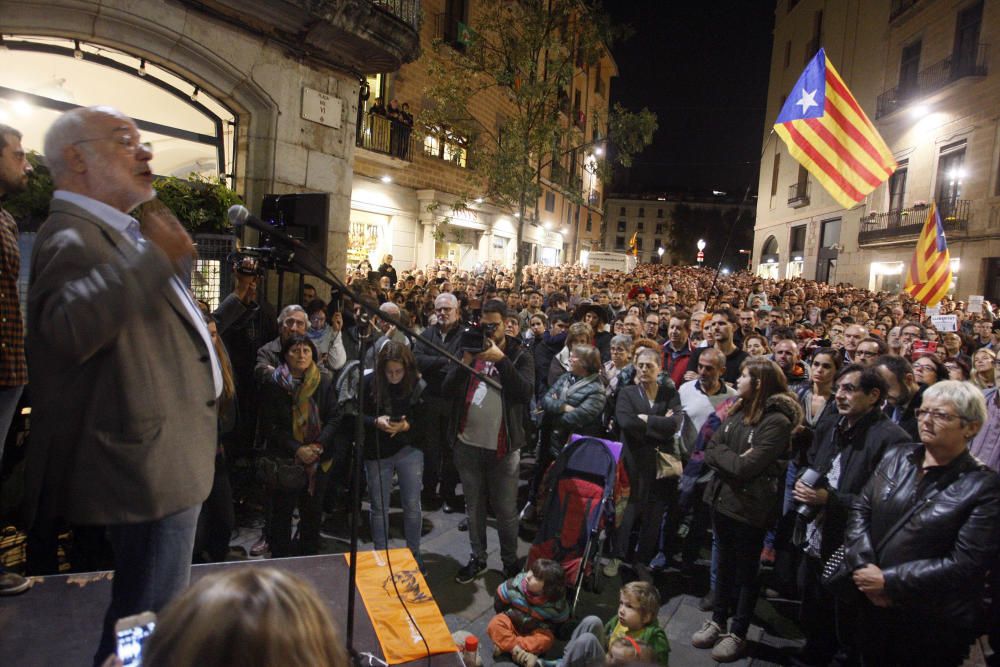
413,292,465,510
791,364,910,666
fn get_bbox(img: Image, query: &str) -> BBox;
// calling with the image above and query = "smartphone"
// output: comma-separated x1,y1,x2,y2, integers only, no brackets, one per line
116,611,157,667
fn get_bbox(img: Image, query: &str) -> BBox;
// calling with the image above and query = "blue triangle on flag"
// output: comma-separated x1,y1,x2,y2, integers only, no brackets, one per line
776,48,827,124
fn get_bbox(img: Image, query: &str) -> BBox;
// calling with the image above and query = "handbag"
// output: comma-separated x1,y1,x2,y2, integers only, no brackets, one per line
256,455,308,491
656,449,684,479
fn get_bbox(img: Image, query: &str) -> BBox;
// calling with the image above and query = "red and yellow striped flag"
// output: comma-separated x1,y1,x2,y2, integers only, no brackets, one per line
774,48,897,209
628,231,638,256
904,203,953,307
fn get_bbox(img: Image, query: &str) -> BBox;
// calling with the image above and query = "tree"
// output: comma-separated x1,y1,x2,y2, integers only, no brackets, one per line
420,0,656,287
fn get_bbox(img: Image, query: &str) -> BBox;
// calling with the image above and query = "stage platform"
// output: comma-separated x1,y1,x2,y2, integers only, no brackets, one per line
0,554,460,667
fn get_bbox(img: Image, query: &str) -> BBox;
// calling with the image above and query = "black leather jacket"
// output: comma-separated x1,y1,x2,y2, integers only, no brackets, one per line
844,444,1000,630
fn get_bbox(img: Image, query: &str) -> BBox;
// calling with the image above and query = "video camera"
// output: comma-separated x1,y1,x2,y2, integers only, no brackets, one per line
459,321,500,352
227,246,295,277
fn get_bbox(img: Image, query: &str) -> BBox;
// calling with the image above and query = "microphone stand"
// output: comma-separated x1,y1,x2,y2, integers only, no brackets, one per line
247,224,498,665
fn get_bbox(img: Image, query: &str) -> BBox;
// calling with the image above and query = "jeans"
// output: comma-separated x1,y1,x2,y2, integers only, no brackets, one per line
454,441,520,568
558,615,606,667
712,510,765,638
94,504,201,665
365,446,424,565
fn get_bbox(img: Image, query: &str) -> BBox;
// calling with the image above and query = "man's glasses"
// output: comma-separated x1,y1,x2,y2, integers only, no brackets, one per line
72,132,152,154
283,318,307,329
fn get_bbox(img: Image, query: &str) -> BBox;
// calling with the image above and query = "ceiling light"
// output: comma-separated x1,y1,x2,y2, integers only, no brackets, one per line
73,40,83,59
475,197,484,204
514,212,520,218
910,104,929,119
594,146,603,156
138,58,147,77
380,175,392,184
190,86,200,101
544,221,552,230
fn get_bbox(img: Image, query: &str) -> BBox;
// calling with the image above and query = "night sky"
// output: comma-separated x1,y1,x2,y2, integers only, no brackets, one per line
606,2,775,196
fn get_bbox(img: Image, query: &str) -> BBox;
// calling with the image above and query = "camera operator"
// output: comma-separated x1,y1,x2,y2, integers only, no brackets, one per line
791,364,909,666
444,300,534,584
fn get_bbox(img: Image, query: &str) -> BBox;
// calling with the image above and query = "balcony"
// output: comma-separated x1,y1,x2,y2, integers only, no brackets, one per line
788,182,810,208
356,113,416,161
181,0,421,72
876,44,988,118
889,0,920,22
859,199,970,245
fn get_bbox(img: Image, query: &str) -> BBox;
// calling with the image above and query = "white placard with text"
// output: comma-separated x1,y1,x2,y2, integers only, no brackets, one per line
302,87,342,129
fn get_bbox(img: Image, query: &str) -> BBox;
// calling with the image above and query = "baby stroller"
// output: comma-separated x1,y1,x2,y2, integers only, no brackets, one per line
526,435,619,615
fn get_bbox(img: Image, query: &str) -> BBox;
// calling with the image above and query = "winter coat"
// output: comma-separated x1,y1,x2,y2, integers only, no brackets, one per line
704,392,803,529
540,371,607,438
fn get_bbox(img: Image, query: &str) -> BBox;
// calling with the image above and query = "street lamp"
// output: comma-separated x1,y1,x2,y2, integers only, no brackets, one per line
696,239,706,265
657,247,664,264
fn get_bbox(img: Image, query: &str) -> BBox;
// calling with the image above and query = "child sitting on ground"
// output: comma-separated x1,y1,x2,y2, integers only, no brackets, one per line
540,581,670,667
487,559,569,667
606,636,651,664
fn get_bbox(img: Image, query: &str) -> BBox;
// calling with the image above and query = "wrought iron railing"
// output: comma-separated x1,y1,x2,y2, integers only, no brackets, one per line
788,182,810,208
356,113,415,161
876,44,988,118
859,199,970,244
371,0,420,31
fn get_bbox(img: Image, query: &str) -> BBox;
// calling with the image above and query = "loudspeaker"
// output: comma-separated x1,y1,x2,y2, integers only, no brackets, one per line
260,193,330,266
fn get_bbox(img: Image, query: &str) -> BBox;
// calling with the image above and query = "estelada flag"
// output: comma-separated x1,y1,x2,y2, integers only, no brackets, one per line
628,231,638,255
904,203,953,307
774,48,897,209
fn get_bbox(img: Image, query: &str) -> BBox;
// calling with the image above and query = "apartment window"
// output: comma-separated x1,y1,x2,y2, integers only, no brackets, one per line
888,160,908,211
544,191,555,212
615,236,625,249
655,223,663,234
656,208,663,218
770,153,781,197
654,238,662,248
442,0,469,49
805,11,823,63
790,225,806,253
821,218,841,248
783,40,792,69
617,221,626,233
423,126,469,167
637,222,644,232
637,207,645,217
635,237,643,250
899,41,921,93
796,164,809,193
619,206,626,215
936,141,966,204
586,213,592,232
954,1,984,74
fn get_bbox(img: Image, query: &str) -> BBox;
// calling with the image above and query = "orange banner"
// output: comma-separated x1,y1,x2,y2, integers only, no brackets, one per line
346,549,458,664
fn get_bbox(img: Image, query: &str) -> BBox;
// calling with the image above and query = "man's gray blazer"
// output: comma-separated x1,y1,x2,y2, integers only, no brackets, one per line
25,198,217,526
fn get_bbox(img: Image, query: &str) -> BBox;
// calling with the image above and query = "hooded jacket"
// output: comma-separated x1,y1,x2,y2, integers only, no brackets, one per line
704,392,804,529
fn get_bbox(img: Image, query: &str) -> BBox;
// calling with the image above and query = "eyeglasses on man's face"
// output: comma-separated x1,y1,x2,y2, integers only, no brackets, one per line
915,408,968,424
73,132,152,154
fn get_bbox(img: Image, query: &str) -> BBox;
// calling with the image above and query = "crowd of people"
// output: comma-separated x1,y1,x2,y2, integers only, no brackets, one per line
1,107,999,666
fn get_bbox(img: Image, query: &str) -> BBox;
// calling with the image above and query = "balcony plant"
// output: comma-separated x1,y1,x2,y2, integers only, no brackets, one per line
143,173,242,234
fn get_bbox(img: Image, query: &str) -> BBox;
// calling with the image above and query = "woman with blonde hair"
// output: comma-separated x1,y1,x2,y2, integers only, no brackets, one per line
970,347,996,390
143,568,348,667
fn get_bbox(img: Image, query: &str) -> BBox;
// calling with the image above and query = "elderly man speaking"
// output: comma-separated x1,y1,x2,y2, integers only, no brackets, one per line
26,106,221,665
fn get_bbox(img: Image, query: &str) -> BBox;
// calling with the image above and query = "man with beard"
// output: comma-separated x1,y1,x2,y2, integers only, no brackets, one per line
792,365,909,665
773,339,810,389
873,355,925,440
0,124,31,596
414,292,465,511
690,309,747,385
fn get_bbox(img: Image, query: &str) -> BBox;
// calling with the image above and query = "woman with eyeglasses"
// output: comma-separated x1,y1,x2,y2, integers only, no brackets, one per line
912,355,948,386
841,381,1000,666
603,334,633,399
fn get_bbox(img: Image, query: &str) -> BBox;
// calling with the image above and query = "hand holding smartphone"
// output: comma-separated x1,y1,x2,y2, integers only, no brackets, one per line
116,611,156,667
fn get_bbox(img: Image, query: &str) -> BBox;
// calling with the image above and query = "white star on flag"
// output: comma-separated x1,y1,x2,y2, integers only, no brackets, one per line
796,88,818,114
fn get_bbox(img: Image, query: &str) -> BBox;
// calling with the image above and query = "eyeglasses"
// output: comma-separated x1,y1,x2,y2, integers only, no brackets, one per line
72,132,152,154
283,318,307,329
915,409,968,424
835,382,860,394
854,349,878,357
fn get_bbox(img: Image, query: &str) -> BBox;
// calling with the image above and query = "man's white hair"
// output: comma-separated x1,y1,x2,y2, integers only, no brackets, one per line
277,304,306,324
43,106,121,183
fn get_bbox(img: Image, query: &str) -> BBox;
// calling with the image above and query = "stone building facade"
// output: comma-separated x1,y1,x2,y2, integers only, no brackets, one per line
753,0,1000,303
349,0,616,274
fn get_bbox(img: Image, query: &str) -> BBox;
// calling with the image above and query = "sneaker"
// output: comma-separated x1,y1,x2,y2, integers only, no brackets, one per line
458,517,469,531
698,590,715,612
691,620,723,648
455,557,487,584
512,646,538,667
602,558,620,577
710,634,747,663
249,537,270,557
0,571,30,596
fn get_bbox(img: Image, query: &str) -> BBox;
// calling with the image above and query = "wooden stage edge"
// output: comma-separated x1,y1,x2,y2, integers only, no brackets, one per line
0,554,459,667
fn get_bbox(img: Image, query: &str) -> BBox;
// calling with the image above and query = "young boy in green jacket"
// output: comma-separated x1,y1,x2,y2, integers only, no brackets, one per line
538,581,669,667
